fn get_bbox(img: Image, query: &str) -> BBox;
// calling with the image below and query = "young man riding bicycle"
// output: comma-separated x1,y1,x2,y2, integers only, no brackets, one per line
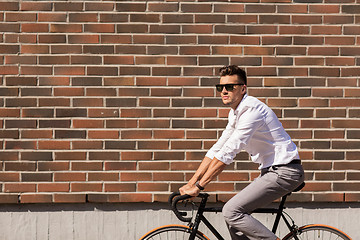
179,65,304,240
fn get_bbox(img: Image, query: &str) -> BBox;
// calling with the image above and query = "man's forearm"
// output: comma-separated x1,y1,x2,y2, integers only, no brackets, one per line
198,158,226,188
188,156,213,185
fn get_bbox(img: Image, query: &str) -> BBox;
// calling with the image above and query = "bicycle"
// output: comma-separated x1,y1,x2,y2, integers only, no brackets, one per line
140,182,352,240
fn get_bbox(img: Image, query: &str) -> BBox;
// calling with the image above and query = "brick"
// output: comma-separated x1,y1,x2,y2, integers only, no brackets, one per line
38,162,69,171
21,152,52,161
119,193,152,202
5,141,36,150
0,194,19,204
138,182,168,192
85,2,114,11
105,161,136,171
106,119,137,128
73,141,103,150
186,108,217,118
87,194,119,203
88,172,119,181
73,119,104,128
313,193,344,202
0,66,19,75
54,172,86,182
0,152,18,161
69,35,99,44
38,141,70,150
334,161,360,170
120,172,152,181
21,130,52,139
121,151,152,161
20,194,52,203
38,13,67,22
39,120,71,128
39,77,70,86
0,172,19,182
55,130,86,139
301,120,330,128
345,193,360,202
121,130,152,139
53,194,86,203
309,4,340,13
105,183,136,192
138,161,169,171
38,98,70,107
5,183,36,193
153,151,182,162
170,161,201,171
72,162,103,171
139,98,170,107
316,109,346,118
138,141,169,150
54,152,86,160
21,45,49,54
38,183,69,192
116,23,149,34
298,98,328,107
314,130,344,139
105,141,136,150
22,173,52,182
89,152,119,161
88,130,119,139
315,172,345,181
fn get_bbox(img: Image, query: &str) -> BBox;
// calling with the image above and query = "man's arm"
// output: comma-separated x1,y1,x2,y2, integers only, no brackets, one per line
179,156,212,194
198,157,226,188
180,157,226,196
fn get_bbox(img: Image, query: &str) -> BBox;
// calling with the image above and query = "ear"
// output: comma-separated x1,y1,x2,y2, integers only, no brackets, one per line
241,85,247,94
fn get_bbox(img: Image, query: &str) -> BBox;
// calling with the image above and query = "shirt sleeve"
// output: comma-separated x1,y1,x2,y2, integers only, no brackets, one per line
205,122,234,160
212,107,264,165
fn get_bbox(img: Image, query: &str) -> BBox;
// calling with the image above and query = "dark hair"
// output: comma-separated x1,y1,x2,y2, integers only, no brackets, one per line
219,65,247,85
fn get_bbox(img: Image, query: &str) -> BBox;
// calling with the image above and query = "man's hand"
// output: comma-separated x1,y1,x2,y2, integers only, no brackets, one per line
179,184,200,197
179,184,192,195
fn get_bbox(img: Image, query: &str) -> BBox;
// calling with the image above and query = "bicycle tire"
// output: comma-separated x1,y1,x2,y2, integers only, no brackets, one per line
139,224,210,240
282,224,352,240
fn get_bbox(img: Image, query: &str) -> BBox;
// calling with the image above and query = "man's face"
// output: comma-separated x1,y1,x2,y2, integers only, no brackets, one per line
218,75,246,109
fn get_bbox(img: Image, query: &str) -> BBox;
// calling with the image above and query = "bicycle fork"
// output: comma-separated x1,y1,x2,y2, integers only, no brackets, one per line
188,194,225,240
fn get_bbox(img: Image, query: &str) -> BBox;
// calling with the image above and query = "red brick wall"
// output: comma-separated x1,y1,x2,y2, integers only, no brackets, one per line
0,1,359,204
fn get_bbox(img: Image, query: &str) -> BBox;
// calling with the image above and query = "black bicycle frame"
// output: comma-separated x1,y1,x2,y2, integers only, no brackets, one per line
188,194,298,240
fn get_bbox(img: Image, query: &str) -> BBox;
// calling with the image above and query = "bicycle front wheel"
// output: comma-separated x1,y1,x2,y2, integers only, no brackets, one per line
282,224,352,240
139,224,209,240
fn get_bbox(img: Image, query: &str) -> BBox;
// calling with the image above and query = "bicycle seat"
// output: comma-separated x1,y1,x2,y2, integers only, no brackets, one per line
293,182,305,192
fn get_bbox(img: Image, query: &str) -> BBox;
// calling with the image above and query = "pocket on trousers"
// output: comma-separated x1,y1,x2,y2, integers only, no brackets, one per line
275,166,304,192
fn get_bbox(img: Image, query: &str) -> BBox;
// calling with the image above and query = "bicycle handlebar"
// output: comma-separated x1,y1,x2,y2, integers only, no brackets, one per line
169,192,209,222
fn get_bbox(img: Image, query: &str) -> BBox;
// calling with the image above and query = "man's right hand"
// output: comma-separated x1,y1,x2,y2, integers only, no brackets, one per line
179,184,193,195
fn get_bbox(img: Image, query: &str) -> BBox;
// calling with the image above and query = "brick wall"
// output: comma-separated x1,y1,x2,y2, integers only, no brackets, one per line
0,1,359,204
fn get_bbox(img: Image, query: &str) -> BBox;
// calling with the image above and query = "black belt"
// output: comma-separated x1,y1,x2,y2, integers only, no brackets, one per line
273,159,301,168
265,159,301,170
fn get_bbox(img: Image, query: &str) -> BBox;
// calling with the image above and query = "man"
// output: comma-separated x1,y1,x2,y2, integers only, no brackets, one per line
179,65,304,240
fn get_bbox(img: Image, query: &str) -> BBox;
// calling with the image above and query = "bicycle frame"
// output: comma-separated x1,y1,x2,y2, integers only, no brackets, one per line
186,193,298,240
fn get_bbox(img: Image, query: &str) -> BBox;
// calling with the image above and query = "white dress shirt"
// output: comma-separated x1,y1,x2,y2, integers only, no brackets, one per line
206,94,300,169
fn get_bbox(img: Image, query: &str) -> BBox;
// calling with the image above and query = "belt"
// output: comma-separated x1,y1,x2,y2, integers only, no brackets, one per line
265,159,301,170
273,159,301,168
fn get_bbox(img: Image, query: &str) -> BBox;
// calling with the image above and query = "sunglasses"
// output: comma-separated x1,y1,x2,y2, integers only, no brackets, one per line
216,84,244,92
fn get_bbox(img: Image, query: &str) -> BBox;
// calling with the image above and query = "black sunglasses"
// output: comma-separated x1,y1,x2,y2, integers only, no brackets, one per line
216,84,244,92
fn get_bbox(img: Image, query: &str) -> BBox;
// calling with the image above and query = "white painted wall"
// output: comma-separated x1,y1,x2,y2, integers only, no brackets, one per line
0,203,357,240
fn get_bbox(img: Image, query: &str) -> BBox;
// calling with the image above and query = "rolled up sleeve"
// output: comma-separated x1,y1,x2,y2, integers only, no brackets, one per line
212,107,264,165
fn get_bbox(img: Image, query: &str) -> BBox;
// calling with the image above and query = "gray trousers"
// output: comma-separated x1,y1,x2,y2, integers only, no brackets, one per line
222,163,304,240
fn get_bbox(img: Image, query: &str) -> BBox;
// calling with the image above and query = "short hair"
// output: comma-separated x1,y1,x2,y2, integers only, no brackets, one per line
219,65,247,85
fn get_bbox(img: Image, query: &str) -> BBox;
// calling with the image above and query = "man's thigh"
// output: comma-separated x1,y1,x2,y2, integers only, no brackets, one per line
225,170,289,214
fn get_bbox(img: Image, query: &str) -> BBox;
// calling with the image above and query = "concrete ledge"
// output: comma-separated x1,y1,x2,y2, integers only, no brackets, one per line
0,202,357,239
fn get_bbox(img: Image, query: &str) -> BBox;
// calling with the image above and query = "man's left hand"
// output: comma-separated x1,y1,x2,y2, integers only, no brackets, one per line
182,185,201,197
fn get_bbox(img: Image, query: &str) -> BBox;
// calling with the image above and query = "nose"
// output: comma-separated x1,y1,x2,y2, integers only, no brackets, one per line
221,86,228,94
